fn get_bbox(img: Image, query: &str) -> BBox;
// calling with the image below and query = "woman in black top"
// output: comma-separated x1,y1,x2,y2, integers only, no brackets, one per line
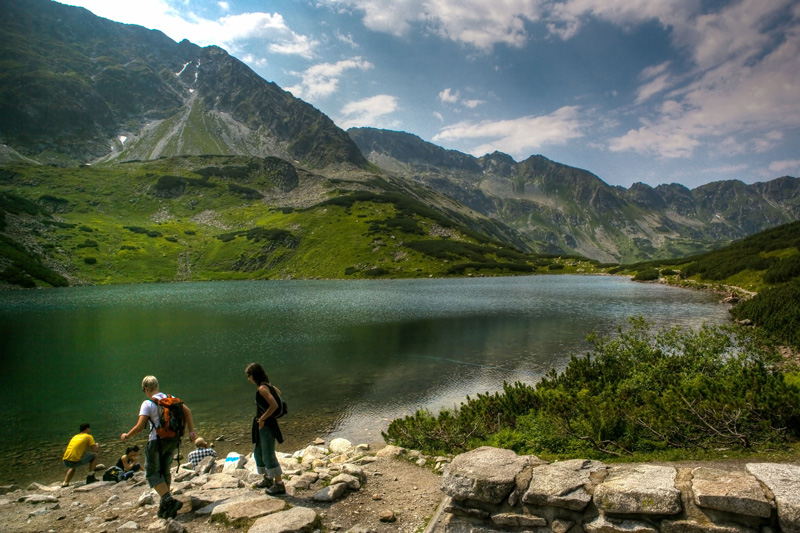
245,363,285,494
117,445,141,472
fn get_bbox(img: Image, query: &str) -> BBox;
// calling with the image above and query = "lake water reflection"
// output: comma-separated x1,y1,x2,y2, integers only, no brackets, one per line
0,276,731,484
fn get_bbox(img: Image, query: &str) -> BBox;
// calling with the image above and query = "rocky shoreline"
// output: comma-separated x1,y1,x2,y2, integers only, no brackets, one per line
0,438,445,533
5,438,800,532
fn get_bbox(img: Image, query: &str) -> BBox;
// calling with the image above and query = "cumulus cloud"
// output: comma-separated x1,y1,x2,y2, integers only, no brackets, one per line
439,88,460,104
286,57,374,100
439,88,484,108
323,0,544,50
769,159,800,174
338,94,400,129
433,106,584,158
607,1,800,159
62,0,317,58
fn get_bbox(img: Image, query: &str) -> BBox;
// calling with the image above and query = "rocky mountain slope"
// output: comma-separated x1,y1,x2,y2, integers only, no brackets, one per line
0,0,366,169
349,128,800,262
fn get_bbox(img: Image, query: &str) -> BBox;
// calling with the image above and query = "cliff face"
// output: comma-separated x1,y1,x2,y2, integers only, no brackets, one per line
349,127,800,262
0,0,366,168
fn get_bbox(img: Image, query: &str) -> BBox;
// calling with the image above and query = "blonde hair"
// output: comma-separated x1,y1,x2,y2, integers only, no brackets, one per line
141,375,159,393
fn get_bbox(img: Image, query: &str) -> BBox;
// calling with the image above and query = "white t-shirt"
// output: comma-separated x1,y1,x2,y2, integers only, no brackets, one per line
139,392,167,442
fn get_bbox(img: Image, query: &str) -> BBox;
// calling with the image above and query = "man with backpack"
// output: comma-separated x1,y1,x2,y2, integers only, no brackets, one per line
120,376,196,519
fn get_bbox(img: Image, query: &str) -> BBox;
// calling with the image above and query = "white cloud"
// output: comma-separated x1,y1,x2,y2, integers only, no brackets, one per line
338,94,400,129
769,159,800,174
241,54,268,68
218,2,229,12
433,106,584,158
61,1,317,58
608,1,800,159
323,0,544,50
439,88,484,108
439,88,460,104
286,57,374,100
433,111,444,121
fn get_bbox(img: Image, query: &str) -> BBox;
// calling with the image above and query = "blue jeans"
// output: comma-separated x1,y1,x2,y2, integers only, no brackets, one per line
253,425,283,478
145,438,179,488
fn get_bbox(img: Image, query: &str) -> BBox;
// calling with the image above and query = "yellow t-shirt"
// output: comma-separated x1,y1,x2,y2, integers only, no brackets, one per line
62,433,96,462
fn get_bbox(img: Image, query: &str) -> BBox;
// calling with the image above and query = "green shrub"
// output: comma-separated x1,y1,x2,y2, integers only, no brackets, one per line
764,253,800,284
730,279,800,349
123,226,148,234
228,183,263,199
634,268,659,281
184,230,196,235
661,268,677,276
84,257,97,264
548,264,564,271
384,319,800,457
77,239,98,249
146,230,162,238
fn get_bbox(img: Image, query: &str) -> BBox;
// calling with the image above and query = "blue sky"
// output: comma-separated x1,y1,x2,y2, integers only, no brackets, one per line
60,0,800,189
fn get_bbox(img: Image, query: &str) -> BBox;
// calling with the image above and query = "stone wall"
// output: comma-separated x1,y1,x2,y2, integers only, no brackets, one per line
432,446,800,533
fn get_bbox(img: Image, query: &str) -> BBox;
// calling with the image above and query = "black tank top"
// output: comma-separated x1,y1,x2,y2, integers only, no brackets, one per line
255,386,270,417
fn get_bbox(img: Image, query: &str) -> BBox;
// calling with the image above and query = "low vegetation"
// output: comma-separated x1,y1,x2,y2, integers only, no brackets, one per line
384,318,800,460
0,156,608,288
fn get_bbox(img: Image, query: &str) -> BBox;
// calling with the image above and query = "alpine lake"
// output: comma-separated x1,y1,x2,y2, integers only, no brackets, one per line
0,275,733,486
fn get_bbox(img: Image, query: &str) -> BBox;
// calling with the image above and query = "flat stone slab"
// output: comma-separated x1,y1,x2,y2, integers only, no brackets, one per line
584,515,658,533
197,491,262,515
187,488,247,511
491,512,547,527
594,464,681,515
441,446,529,504
746,463,800,533
204,473,244,490
660,519,760,533
20,494,59,504
522,459,605,511
691,467,771,518
216,497,286,523
248,506,318,533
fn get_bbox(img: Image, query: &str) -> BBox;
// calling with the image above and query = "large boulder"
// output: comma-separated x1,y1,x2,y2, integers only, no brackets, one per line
691,467,771,518
746,463,800,533
329,438,353,455
441,446,529,504
594,465,681,515
523,459,605,511
313,483,348,502
222,452,248,473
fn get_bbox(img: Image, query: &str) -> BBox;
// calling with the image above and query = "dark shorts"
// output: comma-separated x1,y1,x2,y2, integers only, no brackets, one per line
145,438,179,488
63,451,96,469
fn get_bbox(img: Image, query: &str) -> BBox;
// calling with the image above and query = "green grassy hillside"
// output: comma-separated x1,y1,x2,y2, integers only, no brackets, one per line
612,220,800,348
0,157,604,288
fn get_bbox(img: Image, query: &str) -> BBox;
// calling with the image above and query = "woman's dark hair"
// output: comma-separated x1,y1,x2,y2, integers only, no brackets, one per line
245,363,269,385
126,445,139,454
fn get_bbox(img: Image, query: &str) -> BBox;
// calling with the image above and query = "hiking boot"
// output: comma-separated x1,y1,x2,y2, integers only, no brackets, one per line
85,474,97,484
253,477,273,489
265,482,286,495
157,499,166,519
162,497,183,519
